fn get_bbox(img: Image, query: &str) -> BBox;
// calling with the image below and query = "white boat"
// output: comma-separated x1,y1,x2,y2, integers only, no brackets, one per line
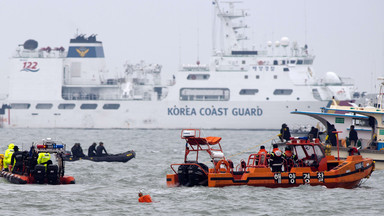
0,1,359,129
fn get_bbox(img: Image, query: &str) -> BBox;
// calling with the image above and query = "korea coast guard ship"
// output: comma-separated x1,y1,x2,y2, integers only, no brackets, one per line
0,1,359,129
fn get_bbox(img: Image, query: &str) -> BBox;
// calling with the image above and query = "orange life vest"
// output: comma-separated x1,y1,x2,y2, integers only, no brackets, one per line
138,195,152,203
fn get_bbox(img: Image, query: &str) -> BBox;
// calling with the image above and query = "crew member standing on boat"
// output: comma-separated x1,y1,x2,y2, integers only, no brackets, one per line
327,124,337,146
88,142,97,157
349,125,358,147
270,144,283,172
96,142,108,156
283,146,297,172
10,146,28,174
256,145,269,166
279,124,291,142
3,143,15,171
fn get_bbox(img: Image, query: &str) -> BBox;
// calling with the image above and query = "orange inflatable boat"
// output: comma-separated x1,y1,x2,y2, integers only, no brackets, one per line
166,129,374,189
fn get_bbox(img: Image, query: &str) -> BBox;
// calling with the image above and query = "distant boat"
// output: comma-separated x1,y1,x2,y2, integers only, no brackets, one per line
292,78,384,169
0,1,361,129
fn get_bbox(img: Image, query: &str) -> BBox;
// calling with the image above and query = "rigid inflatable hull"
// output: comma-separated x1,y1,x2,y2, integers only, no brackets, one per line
0,171,75,185
64,151,135,163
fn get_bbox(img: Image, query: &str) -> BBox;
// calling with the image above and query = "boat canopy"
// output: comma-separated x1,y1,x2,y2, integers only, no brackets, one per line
186,136,222,145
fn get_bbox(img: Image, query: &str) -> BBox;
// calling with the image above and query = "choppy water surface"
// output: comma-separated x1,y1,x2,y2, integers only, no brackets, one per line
0,129,383,215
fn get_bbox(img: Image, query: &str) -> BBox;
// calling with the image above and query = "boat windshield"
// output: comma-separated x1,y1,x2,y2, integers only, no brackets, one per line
294,144,325,162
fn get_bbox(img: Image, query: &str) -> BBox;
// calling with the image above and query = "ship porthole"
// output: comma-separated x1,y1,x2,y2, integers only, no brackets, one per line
297,97,300,100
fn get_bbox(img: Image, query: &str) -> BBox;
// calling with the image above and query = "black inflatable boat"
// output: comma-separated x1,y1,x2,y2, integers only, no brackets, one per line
64,151,135,163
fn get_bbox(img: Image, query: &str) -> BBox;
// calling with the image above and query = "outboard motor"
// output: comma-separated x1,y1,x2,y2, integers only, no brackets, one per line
187,163,208,187
34,165,46,184
177,164,190,186
46,164,59,184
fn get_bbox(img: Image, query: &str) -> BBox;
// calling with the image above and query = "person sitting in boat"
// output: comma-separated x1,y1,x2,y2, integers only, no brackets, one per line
10,146,28,174
96,142,108,156
88,142,97,157
283,146,298,172
255,145,269,166
269,144,283,172
3,143,15,171
138,192,152,203
279,124,291,142
37,152,52,169
71,143,85,158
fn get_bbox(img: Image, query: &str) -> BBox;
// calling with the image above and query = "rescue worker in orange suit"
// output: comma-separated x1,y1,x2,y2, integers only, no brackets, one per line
283,146,298,172
138,192,152,203
256,145,269,166
269,144,283,172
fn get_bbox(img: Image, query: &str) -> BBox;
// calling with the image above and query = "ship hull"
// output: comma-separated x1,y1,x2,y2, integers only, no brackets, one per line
0,99,326,129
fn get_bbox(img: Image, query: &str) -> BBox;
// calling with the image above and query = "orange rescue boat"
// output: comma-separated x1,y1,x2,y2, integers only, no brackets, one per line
166,129,374,189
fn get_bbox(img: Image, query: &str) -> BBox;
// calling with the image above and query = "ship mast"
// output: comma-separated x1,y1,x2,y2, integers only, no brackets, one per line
212,0,248,55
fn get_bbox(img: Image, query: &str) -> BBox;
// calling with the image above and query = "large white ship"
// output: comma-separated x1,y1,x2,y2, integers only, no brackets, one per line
0,1,359,129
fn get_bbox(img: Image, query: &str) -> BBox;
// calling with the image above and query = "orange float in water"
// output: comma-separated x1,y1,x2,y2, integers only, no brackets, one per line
166,129,374,189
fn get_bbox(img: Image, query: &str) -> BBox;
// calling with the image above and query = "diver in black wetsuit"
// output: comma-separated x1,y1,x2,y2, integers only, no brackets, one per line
96,142,108,156
88,142,97,157
71,143,85,158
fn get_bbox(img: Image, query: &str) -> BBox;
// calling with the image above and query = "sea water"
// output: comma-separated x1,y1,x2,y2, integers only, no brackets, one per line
0,128,383,215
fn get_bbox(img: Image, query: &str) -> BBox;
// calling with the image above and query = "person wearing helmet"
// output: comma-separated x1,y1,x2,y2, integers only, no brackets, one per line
270,144,283,172
3,143,15,171
280,123,291,142
283,146,298,172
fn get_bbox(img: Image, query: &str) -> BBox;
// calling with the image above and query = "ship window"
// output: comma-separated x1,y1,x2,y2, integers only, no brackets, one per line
10,103,30,109
304,59,313,64
335,117,345,124
242,60,246,64
36,103,53,109
103,104,120,110
282,60,286,65
312,89,322,100
290,60,296,64
273,60,278,65
180,88,230,101
187,74,210,80
273,89,293,95
353,118,369,127
297,59,303,64
80,104,98,109
244,75,248,79
283,68,289,72
58,103,75,109
239,89,259,95
256,75,260,79
274,75,277,79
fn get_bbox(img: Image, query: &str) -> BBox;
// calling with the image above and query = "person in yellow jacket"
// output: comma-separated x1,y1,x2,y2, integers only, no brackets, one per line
3,143,15,171
37,152,51,169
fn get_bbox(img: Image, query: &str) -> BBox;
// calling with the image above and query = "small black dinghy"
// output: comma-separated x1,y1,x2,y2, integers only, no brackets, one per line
64,151,135,163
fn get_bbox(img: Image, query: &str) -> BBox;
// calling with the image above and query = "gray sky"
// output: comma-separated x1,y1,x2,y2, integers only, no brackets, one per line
0,0,383,93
